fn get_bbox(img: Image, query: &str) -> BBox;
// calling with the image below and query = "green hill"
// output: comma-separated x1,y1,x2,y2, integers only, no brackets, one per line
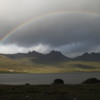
0,51,100,73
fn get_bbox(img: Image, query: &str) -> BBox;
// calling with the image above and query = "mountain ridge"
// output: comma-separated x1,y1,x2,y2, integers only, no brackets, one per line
74,52,100,61
1,50,100,62
0,50,100,73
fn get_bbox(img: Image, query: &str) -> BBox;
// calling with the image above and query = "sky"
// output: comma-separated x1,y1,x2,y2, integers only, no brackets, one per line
0,0,100,57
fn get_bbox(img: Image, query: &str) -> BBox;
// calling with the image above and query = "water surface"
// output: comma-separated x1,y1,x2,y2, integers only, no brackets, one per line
0,72,100,85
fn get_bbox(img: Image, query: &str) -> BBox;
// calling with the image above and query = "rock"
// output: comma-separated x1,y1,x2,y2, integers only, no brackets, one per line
52,79,64,84
82,78,100,84
25,83,30,85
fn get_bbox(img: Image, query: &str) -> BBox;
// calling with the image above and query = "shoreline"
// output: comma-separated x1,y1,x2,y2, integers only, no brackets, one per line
0,71,100,74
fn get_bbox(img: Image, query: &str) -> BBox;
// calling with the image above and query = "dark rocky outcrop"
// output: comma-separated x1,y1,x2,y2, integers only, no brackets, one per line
52,79,64,84
82,78,100,84
25,83,30,85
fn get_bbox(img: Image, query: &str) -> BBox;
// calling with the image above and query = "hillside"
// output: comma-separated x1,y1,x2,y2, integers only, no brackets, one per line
0,51,100,73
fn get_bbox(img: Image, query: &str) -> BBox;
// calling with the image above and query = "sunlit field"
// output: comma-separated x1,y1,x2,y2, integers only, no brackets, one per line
0,55,100,73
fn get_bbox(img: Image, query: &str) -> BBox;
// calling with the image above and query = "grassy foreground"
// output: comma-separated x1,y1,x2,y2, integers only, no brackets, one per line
0,84,100,100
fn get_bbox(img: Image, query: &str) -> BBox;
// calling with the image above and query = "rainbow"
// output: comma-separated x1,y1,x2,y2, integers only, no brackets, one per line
0,10,100,44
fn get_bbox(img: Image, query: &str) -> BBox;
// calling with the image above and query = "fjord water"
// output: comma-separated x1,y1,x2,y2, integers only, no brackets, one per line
0,72,100,85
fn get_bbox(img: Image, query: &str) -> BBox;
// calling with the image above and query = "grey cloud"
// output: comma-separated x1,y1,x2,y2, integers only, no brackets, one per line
0,0,100,56
2,13,100,56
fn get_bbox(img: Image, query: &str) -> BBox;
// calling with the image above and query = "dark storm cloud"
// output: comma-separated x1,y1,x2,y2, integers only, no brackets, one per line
0,0,100,56
2,13,100,56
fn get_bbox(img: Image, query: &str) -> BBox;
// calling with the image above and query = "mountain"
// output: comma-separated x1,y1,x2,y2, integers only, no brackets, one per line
74,52,100,61
0,51,100,73
1,51,100,62
5,51,43,59
33,50,70,64
2,50,70,64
